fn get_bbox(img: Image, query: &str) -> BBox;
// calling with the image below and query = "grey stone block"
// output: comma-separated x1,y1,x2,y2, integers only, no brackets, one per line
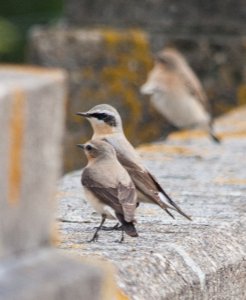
0,66,66,258
0,249,104,300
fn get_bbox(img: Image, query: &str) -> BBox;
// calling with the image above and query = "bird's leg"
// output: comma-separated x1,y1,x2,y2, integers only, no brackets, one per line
89,216,106,242
100,222,121,231
118,227,124,243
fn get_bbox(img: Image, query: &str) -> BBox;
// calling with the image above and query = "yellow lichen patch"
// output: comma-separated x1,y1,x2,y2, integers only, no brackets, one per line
8,88,25,205
100,29,153,141
237,84,246,106
168,129,208,141
68,243,85,250
214,177,246,185
116,288,130,300
138,143,200,156
218,130,246,139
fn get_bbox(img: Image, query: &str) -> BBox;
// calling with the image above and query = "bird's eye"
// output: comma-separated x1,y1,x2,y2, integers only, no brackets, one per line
86,145,92,151
96,113,107,120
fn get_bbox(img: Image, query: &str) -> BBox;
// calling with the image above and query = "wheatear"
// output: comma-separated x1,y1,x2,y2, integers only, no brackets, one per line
140,48,220,143
77,104,191,221
77,139,138,242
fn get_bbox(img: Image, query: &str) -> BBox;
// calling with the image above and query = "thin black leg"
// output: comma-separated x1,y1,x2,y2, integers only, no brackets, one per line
100,223,121,231
89,216,106,242
119,228,124,243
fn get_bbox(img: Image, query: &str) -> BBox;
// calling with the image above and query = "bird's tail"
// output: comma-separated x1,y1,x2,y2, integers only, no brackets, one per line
159,191,192,221
122,222,138,237
209,122,221,144
210,131,221,143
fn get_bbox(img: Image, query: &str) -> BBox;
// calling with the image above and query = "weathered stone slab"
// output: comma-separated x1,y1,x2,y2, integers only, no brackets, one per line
0,66,66,258
56,106,246,299
0,249,113,300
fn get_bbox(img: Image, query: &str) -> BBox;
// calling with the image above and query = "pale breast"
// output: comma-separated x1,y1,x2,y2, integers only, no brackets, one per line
151,93,210,128
83,187,117,220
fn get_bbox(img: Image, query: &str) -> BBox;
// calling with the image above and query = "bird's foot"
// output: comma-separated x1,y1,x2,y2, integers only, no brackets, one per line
115,230,124,243
97,223,122,231
88,233,99,243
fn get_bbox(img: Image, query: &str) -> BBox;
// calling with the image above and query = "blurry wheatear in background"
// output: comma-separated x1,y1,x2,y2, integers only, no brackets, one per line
77,104,191,221
78,139,138,242
140,48,220,143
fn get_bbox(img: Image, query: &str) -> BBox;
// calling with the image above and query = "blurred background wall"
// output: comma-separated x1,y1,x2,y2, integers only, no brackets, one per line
1,0,246,172
0,0,62,62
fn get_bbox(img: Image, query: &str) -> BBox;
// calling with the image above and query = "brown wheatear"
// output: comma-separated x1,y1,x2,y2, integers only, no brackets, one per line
77,139,138,242
77,104,191,221
140,48,220,143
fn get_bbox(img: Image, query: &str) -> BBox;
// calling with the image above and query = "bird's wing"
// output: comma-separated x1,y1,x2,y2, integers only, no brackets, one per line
82,169,136,222
178,67,211,113
116,151,192,220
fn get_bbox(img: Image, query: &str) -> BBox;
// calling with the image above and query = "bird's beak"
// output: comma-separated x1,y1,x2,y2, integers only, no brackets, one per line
76,112,89,117
76,144,85,149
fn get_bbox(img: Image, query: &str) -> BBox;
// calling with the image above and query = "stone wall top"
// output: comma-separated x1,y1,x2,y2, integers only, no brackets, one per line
57,106,246,299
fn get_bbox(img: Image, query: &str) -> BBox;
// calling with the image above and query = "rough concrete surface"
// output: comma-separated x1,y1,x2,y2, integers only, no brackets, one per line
57,106,246,300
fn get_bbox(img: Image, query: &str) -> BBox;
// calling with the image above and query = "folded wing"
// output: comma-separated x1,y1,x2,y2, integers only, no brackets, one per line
115,150,191,221
82,169,137,222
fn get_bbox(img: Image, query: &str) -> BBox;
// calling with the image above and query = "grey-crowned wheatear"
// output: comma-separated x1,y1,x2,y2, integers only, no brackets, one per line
77,104,191,221
77,139,138,242
140,48,220,143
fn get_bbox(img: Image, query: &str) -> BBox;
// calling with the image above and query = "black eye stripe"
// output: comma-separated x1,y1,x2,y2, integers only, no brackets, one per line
90,113,107,120
89,112,117,127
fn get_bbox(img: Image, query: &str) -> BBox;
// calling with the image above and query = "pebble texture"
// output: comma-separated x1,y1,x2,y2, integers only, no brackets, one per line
57,106,246,300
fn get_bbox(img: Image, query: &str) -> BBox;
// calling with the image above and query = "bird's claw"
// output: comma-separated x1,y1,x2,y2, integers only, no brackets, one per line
88,233,99,243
